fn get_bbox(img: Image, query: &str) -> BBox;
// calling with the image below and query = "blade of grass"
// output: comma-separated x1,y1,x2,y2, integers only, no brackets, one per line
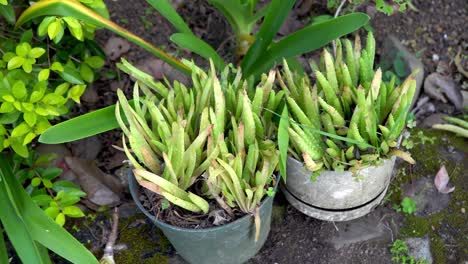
264,107,375,149
278,106,289,181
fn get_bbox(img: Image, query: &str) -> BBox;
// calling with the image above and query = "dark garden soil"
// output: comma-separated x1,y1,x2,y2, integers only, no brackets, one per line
31,0,468,263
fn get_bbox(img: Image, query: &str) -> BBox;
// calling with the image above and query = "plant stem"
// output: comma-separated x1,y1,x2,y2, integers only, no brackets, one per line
100,208,119,264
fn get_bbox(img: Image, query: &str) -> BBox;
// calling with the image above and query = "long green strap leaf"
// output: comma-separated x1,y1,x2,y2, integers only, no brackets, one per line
0,158,50,264
241,0,295,74
0,3,15,24
15,0,190,76
0,225,8,264
248,13,370,78
146,0,192,34
0,155,99,264
38,102,122,143
170,33,225,69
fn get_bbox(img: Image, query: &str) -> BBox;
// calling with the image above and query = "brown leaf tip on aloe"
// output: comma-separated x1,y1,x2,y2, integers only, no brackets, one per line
115,59,280,234
281,32,418,173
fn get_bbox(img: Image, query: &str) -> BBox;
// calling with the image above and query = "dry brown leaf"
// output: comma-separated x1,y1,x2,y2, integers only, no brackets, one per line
424,73,463,110
454,50,468,79
66,157,121,206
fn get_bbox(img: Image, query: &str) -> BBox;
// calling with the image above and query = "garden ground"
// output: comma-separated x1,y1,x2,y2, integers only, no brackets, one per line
12,0,466,263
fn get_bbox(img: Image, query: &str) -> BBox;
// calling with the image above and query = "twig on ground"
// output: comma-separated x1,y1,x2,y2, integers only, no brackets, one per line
100,208,119,264
331,221,339,231
382,221,394,242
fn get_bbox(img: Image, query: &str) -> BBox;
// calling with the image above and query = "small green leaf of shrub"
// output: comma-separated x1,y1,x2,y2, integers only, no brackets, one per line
0,33,104,157
55,212,66,226
401,197,416,215
63,205,85,218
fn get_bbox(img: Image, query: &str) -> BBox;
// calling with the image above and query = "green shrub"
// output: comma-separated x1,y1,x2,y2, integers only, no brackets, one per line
1,0,107,157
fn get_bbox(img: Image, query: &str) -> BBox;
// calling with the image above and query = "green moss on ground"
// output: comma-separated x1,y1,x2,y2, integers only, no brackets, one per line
114,215,171,264
430,235,447,264
387,128,467,264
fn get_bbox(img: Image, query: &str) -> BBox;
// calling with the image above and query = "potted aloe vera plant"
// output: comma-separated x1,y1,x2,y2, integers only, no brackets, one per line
118,61,281,264
279,32,417,221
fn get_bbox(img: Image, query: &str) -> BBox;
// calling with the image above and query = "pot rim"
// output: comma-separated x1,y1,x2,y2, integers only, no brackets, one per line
128,171,279,233
286,155,395,174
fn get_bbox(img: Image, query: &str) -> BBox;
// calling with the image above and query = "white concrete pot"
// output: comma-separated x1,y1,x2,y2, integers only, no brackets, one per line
282,156,395,221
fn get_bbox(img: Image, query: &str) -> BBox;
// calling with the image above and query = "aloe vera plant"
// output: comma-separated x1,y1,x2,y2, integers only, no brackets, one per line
280,32,417,174
115,61,223,213
116,59,280,225
203,68,281,239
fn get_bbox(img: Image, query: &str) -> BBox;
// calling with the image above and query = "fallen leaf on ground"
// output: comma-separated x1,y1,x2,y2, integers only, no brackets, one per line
454,50,468,78
434,165,455,194
66,157,122,206
424,72,463,110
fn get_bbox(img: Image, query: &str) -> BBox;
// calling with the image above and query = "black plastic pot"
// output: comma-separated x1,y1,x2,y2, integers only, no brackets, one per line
128,173,276,264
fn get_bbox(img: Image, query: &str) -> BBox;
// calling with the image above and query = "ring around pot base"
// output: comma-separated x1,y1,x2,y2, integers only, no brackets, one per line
281,182,389,221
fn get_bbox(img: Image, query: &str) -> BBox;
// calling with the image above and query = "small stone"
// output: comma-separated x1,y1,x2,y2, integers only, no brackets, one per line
426,37,436,45
105,37,131,60
403,177,450,216
118,202,141,218
81,85,99,104
462,208,466,214
405,236,433,264
115,166,130,189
